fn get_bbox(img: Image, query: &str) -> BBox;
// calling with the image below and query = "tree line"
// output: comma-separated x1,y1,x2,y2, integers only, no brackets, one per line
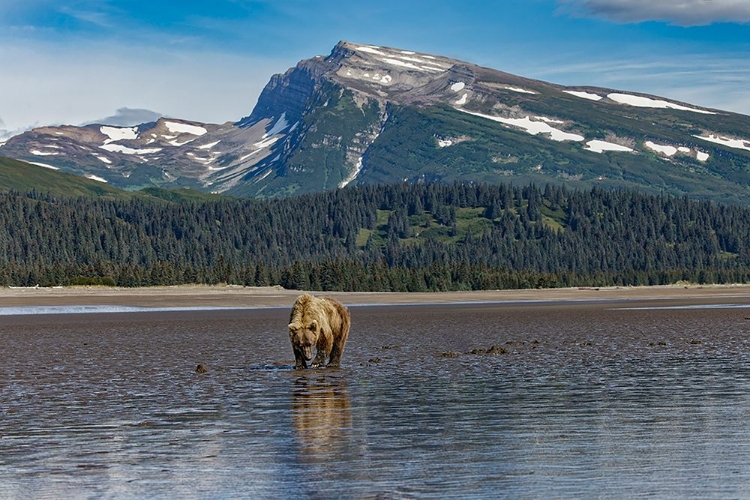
1,182,749,290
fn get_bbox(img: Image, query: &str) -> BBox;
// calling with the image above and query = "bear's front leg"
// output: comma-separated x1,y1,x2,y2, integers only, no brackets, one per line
293,346,308,369
311,333,332,368
310,351,327,368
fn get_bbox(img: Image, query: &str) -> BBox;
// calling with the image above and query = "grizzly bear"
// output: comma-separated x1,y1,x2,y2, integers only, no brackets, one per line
288,293,351,369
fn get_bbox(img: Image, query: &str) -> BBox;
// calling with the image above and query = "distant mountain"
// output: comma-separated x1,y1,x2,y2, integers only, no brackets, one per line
2,41,750,203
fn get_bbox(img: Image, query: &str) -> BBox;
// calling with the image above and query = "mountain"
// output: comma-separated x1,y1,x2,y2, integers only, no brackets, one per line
2,41,750,203
0,118,277,194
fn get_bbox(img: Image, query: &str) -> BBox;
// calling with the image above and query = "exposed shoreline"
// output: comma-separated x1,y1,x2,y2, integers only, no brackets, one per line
2,284,750,309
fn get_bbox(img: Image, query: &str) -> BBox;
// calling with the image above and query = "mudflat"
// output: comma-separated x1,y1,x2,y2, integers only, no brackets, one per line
3,285,750,497
2,283,750,308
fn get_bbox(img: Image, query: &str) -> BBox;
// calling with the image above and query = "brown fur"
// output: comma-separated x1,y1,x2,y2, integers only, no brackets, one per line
288,293,351,369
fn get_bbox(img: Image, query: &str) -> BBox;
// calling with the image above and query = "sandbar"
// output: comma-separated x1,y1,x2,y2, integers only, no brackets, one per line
2,284,750,309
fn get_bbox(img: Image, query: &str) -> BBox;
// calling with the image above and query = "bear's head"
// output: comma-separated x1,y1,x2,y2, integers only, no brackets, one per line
289,320,319,361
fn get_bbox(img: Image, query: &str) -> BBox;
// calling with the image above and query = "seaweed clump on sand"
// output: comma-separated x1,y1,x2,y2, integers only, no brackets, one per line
467,345,509,355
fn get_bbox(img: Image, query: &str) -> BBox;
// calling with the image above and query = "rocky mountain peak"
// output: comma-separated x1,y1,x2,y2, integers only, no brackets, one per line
328,41,476,105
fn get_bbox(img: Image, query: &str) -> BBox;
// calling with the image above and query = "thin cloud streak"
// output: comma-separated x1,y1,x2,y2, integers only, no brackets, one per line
522,51,750,114
559,0,750,26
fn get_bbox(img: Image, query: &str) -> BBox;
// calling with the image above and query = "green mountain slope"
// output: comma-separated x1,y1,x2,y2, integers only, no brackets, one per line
0,156,130,198
361,104,750,205
0,156,228,202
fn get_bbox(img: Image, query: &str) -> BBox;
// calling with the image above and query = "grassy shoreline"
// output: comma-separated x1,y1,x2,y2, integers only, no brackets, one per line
2,283,750,309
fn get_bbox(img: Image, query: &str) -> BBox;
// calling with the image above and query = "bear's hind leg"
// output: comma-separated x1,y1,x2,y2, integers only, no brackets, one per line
327,323,349,368
327,341,345,368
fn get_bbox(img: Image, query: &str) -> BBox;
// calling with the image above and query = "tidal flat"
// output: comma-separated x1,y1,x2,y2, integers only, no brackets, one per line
2,287,750,498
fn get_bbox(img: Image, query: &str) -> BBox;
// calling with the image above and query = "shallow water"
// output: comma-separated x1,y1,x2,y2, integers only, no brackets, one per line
2,299,750,498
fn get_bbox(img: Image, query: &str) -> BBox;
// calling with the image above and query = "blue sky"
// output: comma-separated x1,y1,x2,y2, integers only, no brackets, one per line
1,0,749,138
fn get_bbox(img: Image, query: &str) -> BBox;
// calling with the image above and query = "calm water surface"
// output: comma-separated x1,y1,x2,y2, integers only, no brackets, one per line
2,298,750,498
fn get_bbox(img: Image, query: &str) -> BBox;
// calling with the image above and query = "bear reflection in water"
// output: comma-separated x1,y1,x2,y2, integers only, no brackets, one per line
291,375,352,460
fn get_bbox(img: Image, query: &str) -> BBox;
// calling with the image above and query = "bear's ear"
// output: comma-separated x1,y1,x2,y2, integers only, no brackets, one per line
288,322,300,331
309,320,318,332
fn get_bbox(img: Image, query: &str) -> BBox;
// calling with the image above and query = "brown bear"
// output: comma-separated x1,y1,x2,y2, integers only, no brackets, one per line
288,293,351,369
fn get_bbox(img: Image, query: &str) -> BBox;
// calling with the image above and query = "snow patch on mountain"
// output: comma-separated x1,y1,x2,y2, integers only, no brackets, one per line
645,141,678,157
169,138,196,147
100,144,162,155
535,117,564,124
382,58,441,72
451,82,465,92
459,110,585,142
93,154,112,164
198,140,221,150
264,113,290,138
354,45,385,56
564,90,603,101
253,136,281,150
29,161,59,170
164,121,207,136
353,45,450,74
239,150,261,162
339,157,364,188
30,149,59,156
85,174,108,183
695,134,750,152
608,94,715,114
187,152,213,164
504,86,536,95
100,126,138,143
455,94,468,105
585,140,634,153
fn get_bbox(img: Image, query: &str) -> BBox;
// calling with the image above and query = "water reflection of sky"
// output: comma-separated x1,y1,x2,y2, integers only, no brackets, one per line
3,300,750,316
614,303,750,310
0,305,257,316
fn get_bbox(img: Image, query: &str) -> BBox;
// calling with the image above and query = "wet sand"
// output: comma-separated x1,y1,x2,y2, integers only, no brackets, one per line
2,283,750,309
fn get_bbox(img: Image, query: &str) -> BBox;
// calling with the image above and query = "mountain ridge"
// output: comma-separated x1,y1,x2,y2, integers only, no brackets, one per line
1,40,749,203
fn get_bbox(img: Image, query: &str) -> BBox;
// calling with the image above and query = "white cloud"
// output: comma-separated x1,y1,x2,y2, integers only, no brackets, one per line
559,0,750,26
83,108,163,127
0,115,33,142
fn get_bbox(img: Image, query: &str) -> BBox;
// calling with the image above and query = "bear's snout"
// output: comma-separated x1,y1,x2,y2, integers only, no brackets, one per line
302,346,314,361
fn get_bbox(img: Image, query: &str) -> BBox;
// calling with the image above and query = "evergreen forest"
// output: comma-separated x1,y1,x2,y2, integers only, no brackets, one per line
2,182,750,291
